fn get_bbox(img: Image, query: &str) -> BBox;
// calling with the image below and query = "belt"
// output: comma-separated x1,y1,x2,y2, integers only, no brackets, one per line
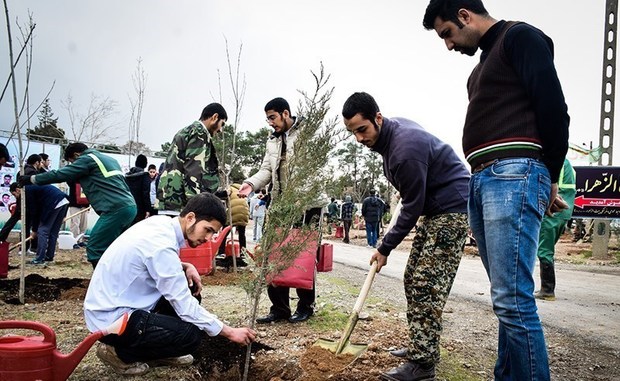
472,159,498,173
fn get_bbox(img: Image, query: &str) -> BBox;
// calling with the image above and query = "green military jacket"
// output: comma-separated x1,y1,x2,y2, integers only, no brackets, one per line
157,121,220,211
33,149,136,214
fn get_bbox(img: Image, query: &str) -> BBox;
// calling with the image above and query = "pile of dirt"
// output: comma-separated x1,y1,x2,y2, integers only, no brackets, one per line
0,274,89,304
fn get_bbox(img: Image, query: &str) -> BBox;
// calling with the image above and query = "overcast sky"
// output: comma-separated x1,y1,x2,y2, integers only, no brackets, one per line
0,0,609,163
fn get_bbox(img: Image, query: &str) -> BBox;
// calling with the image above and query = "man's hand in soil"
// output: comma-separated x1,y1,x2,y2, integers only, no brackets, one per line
182,262,202,296
370,251,387,272
219,325,257,346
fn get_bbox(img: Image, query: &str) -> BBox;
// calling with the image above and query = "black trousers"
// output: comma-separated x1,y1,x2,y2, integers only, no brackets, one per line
100,293,202,363
343,219,352,243
266,207,322,316
217,225,247,254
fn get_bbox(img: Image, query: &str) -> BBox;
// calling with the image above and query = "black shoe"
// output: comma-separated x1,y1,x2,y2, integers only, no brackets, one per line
256,313,289,324
380,361,435,381
390,347,408,358
288,310,313,323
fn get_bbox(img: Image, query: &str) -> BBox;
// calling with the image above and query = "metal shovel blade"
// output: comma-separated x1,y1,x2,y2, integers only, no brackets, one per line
313,337,368,357
311,262,378,359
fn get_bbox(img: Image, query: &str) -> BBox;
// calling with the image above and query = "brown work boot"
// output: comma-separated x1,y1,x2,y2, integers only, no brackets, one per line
148,354,194,367
96,343,150,375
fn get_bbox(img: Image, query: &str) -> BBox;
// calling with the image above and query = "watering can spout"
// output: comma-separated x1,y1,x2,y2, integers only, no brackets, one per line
211,225,232,248
53,313,128,381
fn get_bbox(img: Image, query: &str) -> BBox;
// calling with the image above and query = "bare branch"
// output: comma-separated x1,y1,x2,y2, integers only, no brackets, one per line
0,15,34,105
62,93,119,143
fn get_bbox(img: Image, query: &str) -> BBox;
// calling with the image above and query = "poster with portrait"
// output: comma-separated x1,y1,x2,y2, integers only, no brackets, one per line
0,138,62,213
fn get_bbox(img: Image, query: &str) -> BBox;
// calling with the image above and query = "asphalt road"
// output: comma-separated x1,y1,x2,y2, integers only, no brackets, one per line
323,239,620,351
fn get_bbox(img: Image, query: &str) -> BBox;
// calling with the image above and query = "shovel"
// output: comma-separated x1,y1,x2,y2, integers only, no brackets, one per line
313,260,378,357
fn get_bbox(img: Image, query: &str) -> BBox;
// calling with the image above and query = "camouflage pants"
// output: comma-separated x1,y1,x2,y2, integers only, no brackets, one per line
404,213,468,363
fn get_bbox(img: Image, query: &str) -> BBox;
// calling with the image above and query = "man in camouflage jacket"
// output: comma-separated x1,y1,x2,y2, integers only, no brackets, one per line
157,103,228,214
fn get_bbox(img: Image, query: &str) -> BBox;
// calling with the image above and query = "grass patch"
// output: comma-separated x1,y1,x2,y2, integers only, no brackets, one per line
325,277,360,295
20,311,36,320
438,345,490,381
308,302,349,331
581,250,592,259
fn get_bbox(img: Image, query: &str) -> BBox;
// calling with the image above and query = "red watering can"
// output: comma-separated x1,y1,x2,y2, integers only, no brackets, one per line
0,313,128,381
180,225,232,275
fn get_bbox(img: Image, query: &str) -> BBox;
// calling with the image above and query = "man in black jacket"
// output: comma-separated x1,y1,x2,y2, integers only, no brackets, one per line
361,190,384,248
125,154,151,225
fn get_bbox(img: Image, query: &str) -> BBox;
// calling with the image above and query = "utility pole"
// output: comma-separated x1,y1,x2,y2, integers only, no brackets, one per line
593,0,618,259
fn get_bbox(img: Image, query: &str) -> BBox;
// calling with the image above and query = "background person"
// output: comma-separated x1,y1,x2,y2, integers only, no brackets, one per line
217,183,250,267
39,152,51,172
536,159,576,301
253,190,267,242
125,154,151,225
148,164,159,216
362,189,384,248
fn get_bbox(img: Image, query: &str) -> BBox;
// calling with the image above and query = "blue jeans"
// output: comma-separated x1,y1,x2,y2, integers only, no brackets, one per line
35,204,69,262
365,221,378,246
468,158,551,381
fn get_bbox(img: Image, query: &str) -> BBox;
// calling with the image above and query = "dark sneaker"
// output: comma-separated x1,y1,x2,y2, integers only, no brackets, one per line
148,354,194,367
380,360,436,381
29,259,45,265
535,290,556,301
256,313,290,324
289,310,313,323
96,343,149,376
389,347,408,358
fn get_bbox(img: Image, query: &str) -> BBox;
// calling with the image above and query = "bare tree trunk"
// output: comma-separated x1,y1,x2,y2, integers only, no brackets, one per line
3,0,27,304
127,57,147,161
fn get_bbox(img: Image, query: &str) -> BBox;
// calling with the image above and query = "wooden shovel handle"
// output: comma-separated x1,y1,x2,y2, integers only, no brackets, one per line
351,261,378,313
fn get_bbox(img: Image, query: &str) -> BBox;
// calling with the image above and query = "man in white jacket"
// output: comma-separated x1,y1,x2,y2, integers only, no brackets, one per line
239,97,320,324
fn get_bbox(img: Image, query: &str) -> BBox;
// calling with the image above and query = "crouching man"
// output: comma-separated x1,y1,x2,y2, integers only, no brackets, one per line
84,192,256,375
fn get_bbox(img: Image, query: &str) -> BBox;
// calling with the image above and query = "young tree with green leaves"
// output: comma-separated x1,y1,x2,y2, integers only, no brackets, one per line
238,64,343,380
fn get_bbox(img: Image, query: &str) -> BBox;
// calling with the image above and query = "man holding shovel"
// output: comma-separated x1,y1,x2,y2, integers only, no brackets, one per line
343,92,469,381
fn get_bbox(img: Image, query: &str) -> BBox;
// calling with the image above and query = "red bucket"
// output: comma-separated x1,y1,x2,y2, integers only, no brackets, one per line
334,226,344,238
225,240,240,257
179,242,214,275
0,241,8,278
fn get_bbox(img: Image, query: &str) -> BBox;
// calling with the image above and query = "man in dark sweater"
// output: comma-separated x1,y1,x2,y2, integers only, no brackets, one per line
424,1,570,380
343,92,469,381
